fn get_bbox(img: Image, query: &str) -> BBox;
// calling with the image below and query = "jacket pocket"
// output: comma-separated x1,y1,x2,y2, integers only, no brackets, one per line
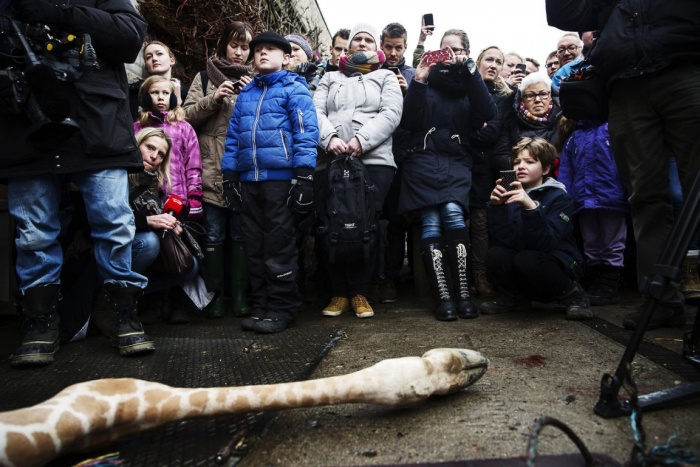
73,89,137,155
280,130,290,160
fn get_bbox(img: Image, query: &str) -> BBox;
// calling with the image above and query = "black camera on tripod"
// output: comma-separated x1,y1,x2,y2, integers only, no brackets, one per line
0,11,99,147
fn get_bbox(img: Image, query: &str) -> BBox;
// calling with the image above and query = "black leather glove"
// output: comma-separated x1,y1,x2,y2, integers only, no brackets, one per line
18,0,65,25
287,168,314,214
223,173,242,211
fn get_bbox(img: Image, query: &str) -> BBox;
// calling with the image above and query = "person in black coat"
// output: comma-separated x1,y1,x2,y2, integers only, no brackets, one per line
469,45,517,298
2,0,153,368
398,29,496,321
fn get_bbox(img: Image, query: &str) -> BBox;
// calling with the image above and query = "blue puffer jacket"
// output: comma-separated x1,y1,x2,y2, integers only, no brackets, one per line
487,177,584,280
222,70,319,181
558,121,629,214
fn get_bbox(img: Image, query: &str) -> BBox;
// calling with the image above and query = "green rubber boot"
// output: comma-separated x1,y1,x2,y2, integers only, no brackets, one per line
230,242,250,317
204,244,226,319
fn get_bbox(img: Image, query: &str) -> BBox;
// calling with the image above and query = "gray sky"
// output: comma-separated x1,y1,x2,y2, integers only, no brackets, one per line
315,0,569,68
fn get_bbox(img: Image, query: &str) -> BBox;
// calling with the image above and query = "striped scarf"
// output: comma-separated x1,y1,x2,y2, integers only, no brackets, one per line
338,50,386,76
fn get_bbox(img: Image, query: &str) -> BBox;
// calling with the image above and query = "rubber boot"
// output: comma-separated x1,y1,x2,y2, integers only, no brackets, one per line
10,285,61,368
230,242,250,317
420,238,457,321
104,284,155,356
444,229,478,319
204,244,226,319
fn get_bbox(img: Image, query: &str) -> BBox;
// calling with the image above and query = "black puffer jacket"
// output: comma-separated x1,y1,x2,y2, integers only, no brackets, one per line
545,0,700,84
398,61,497,215
0,0,147,179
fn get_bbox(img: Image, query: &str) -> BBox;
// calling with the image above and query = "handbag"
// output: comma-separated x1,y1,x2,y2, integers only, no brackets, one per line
180,222,205,260
559,64,608,121
153,230,195,275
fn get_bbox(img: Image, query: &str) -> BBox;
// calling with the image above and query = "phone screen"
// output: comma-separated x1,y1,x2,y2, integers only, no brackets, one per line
515,63,527,72
423,13,434,27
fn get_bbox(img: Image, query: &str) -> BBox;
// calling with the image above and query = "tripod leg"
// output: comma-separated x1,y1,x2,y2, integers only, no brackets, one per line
682,305,700,367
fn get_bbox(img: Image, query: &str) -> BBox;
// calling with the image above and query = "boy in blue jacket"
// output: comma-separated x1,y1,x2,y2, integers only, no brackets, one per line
480,137,592,320
222,31,319,333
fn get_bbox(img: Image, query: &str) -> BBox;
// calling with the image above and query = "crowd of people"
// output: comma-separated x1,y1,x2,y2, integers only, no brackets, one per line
2,0,699,369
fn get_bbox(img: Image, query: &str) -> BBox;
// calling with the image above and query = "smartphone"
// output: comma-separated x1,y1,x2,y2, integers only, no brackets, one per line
388,66,401,75
515,63,527,73
499,170,518,191
422,13,434,28
423,48,451,65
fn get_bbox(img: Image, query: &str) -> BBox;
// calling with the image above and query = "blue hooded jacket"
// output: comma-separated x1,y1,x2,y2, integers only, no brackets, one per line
222,70,319,181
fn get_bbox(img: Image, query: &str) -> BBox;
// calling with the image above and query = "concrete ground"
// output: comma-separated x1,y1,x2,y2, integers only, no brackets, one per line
235,284,700,467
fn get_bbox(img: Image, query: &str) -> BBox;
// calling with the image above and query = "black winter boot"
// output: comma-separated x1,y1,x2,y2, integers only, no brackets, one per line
586,265,623,306
104,284,155,356
558,281,593,321
445,229,478,319
421,238,457,321
10,285,61,368
204,244,226,319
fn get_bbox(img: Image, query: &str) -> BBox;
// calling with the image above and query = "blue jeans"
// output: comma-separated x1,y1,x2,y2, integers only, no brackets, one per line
421,202,466,239
132,231,160,273
202,202,242,245
8,170,148,293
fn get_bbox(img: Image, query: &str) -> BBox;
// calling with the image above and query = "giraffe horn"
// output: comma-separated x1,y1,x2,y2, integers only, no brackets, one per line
0,348,488,467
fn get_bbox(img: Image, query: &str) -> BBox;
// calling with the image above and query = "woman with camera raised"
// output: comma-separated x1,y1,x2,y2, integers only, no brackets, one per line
397,29,496,321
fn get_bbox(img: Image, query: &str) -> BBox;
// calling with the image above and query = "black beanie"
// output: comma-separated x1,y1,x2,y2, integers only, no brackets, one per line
249,31,292,55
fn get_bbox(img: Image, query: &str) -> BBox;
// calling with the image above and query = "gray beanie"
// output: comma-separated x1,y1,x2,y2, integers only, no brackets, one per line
349,23,379,47
285,34,313,61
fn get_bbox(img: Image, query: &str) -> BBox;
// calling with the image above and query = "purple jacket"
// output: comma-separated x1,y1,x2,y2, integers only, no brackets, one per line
134,112,203,220
558,122,629,214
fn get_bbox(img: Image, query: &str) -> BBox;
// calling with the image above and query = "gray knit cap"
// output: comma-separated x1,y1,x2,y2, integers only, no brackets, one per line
285,34,313,61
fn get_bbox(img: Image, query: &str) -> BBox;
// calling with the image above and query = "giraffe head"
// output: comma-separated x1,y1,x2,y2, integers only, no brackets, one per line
421,348,489,396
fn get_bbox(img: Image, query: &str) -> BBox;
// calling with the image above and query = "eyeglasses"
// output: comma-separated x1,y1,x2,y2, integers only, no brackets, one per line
557,44,580,55
523,91,551,101
545,61,559,68
451,47,466,55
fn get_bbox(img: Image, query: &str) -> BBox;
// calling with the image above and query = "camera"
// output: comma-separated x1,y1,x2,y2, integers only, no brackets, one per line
0,11,99,146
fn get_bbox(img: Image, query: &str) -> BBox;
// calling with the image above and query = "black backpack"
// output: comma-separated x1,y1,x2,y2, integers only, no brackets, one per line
318,156,378,265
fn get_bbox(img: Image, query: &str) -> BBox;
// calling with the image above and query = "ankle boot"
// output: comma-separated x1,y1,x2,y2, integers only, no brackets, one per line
420,238,457,321
445,229,478,319
168,287,189,324
586,265,622,306
10,285,61,368
558,281,593,321
104,284,155,356
231,242,250,316
204,244,226,319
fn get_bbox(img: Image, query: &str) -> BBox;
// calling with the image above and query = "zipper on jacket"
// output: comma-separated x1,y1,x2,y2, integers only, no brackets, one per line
297,109,305,133
423,127,436,150
281,130,290,160
451,134,461,145
252,84,268,181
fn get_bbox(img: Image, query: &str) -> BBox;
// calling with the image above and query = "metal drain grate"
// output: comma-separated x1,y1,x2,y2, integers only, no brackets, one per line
0,319,344,466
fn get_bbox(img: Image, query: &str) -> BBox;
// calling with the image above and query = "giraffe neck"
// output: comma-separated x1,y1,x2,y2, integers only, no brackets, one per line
0,348,487,467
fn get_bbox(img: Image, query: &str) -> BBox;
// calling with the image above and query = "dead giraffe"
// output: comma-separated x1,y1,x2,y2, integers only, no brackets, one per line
0,348,488,467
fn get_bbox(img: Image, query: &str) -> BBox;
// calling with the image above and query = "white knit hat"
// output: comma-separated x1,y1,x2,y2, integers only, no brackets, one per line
349,23,379,47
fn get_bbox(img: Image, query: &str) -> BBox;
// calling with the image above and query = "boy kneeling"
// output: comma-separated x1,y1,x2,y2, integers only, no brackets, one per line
222,32,319,333
480,137,592,320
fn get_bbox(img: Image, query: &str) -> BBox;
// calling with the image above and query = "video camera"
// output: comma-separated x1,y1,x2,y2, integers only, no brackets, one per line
0,7,99,146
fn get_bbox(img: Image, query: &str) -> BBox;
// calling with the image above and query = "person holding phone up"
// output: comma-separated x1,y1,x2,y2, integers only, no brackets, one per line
398,28,496,321
480,137,592,321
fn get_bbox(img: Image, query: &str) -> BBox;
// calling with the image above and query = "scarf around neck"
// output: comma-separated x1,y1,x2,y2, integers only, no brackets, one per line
518,100,554,124
428,61,471,97
338,50,386,76
207,57,251,88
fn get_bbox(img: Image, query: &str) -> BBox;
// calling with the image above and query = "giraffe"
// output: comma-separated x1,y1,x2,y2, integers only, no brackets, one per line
0,348,488,467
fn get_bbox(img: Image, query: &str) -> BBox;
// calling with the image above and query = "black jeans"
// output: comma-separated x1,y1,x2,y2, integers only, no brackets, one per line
485,246,571,302
239,181,299,321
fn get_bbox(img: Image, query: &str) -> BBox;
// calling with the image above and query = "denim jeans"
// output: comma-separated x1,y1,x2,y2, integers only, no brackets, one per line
421,202,467,239
8,170,148,293
202,202,243,246
131,231,160,273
